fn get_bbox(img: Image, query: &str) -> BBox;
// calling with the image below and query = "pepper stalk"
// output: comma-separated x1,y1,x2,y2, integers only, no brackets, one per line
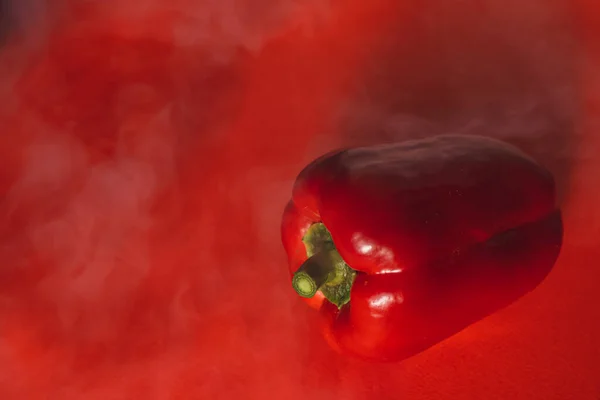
291,223,356,308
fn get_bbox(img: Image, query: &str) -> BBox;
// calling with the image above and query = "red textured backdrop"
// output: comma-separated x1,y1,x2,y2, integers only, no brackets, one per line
0,0,598,399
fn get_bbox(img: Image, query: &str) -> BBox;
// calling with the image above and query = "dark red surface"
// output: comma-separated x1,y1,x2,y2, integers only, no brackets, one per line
0,0,598,399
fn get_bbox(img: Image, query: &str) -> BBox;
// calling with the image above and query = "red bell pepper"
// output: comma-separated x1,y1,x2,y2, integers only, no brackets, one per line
281,135,563,362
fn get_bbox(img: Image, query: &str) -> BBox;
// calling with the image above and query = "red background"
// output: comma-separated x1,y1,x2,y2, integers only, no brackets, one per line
0,0,598,399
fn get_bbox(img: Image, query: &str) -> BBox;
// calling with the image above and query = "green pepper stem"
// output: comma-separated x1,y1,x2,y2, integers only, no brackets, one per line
292,251,339,298
295,222,357,308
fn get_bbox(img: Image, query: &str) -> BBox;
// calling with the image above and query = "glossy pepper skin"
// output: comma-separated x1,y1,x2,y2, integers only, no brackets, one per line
281,134,563,362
